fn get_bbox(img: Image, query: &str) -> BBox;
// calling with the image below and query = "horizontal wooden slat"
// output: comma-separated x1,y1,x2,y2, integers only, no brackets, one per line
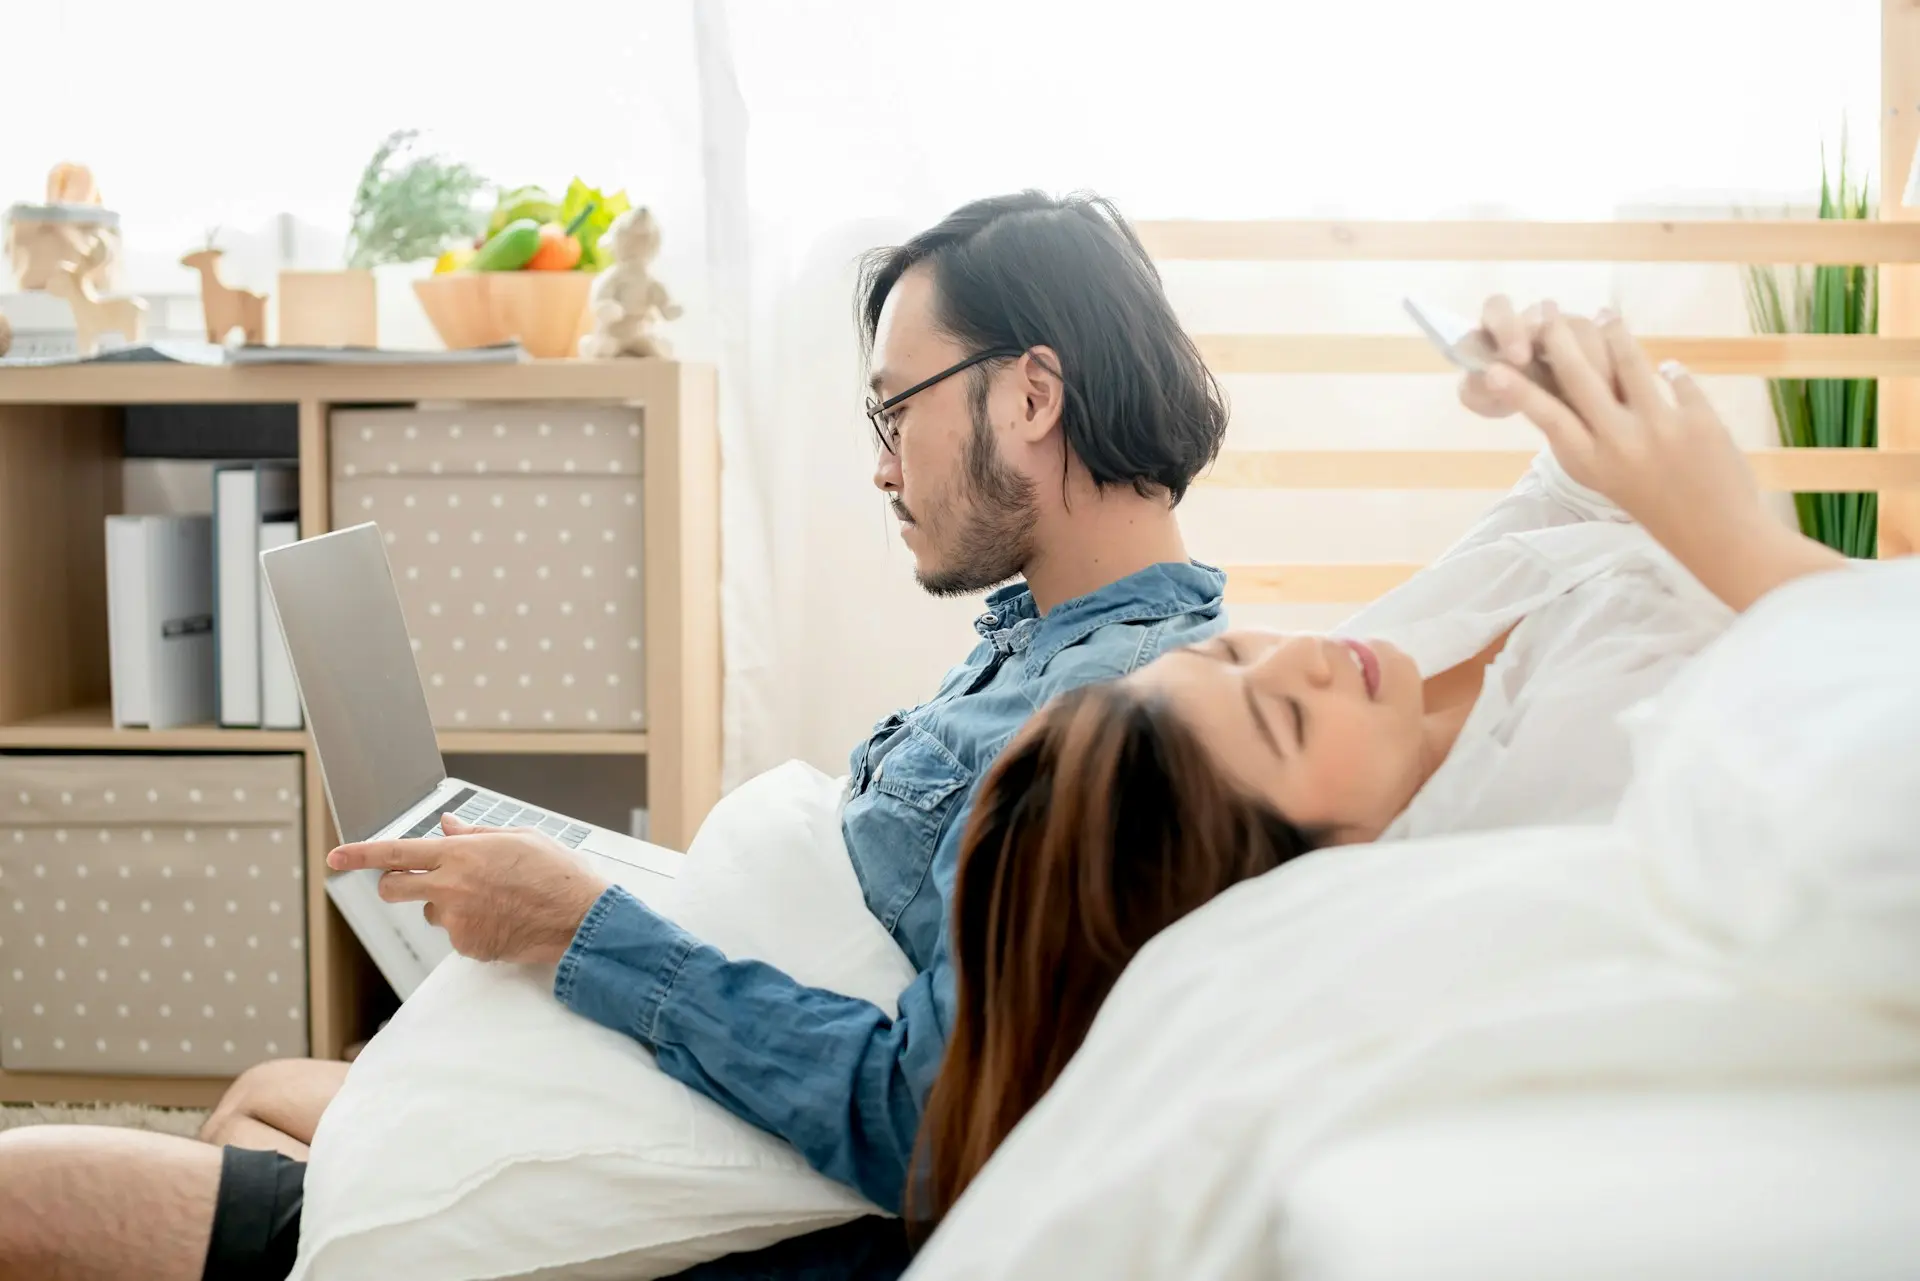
1201,448,1920,493
1138,219,1920,264
1196,333,1920,378
1223,563,1419,604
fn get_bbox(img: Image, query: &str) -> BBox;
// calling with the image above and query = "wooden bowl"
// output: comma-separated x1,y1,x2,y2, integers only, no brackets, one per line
413,271,595,359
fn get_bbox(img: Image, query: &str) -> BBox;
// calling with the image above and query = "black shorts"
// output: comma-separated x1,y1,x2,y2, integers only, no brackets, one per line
202,1146,306,1281
196,1145,907,1281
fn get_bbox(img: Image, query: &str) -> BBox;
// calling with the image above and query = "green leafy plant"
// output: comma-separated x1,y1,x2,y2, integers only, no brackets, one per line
345,130,490,270
1742,140,1878,559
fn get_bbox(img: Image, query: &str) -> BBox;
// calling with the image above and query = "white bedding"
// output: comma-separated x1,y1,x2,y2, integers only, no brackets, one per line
907,562,1920,1280
1278,1085,1920,1281
295,762,916,1281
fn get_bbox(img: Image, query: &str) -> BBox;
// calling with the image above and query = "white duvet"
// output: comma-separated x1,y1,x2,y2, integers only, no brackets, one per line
908,562,1920,1280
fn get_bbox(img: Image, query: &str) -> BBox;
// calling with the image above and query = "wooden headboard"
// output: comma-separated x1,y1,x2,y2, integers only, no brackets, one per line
1136,214,1920,607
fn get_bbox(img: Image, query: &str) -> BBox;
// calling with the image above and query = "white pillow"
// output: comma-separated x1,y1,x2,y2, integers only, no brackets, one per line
293,761,919,1281
1618,559,1920,1012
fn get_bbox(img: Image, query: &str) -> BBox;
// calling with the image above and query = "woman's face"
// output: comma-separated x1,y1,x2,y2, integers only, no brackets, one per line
1127,630,1429,844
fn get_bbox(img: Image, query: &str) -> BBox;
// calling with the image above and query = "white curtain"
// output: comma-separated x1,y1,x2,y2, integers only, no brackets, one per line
6,0,1881,788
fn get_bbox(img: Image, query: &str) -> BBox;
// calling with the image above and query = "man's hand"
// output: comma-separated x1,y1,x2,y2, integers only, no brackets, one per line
327,815,611,966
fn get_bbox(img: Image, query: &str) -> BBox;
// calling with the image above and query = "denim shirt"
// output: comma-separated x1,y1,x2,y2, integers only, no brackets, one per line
555,561,1225,1212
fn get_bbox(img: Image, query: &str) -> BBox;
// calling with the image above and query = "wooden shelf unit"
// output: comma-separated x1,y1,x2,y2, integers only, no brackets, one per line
0,705,651,756
0,359,720,1106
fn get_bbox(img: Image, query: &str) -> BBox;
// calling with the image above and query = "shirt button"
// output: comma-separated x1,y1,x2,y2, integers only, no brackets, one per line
982,614,998,627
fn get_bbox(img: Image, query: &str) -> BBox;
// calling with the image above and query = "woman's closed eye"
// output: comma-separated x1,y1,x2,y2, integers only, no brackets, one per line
1216,637,1300,757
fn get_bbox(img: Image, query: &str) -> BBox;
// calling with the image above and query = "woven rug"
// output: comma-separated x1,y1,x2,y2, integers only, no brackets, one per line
0,1103,207,1137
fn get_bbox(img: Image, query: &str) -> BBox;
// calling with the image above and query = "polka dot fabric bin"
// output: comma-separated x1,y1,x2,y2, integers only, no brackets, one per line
0,754,307,1075
331,406,646,732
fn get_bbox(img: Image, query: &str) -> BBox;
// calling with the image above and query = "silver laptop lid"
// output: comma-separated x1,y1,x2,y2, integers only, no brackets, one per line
261,522,446,844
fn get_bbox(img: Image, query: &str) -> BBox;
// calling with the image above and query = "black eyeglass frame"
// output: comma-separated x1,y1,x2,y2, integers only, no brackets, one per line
865,347,1026,454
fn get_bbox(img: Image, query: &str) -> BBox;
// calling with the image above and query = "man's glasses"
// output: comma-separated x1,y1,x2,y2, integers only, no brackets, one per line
866,348,1024,455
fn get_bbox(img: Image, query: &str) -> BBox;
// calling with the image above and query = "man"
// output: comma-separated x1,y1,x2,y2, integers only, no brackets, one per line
0,191,1230,1281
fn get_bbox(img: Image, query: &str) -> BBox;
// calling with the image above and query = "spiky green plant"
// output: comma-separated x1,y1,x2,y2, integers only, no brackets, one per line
1742,141,1878,558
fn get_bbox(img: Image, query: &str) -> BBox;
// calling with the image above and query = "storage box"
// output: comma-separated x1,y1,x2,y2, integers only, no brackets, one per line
0,755,307,1075
331,406,646,731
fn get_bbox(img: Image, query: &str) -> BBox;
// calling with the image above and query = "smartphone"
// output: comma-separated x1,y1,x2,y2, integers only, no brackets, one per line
1402,296,1559,394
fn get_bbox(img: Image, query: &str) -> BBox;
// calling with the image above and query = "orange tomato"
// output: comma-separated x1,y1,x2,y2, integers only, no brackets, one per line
524,223,583,271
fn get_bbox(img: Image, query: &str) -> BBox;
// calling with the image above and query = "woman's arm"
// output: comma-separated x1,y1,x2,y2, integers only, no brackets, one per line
1485,309,1848,613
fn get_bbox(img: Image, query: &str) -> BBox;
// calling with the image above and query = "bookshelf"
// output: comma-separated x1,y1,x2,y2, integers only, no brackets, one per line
0,358,720,1106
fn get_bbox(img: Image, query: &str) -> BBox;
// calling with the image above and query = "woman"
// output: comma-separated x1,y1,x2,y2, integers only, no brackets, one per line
913,300,1851,1228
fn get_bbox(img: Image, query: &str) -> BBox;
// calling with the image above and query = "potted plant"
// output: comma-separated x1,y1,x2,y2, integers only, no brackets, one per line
277,130,489,347
1743,140,1877,558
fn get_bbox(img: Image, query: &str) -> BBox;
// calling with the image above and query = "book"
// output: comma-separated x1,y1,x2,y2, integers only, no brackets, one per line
125,404,299,460
214,464,299,726
105,515,217,729
258,521,303,729
0,340,228,368
228,341,526,366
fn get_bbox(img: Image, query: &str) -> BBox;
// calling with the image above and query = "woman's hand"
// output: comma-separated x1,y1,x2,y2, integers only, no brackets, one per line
1457,296,1613,419
1486,310,1761,545
1489,309,1847,611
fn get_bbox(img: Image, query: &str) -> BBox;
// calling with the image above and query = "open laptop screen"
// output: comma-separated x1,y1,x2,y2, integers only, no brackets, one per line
262,523,446,844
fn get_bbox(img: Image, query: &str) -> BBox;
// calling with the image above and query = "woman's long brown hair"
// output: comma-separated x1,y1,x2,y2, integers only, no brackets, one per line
911,679,1321,1234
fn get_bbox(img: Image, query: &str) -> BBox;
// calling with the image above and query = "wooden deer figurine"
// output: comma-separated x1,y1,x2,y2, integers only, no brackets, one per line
47,241,147,357
181,246,266,345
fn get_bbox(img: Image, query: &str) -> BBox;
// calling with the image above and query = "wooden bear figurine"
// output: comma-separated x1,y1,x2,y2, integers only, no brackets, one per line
181,248,266,345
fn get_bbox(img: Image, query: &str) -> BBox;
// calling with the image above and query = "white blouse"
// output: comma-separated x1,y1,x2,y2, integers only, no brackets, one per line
1334,451,1734,839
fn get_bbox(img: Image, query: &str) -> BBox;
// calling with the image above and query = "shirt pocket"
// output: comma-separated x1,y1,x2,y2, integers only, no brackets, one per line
843,724,972,943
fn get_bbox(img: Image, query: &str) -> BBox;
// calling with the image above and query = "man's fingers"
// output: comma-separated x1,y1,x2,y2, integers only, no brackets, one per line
440,813,478,836
1478,294,1533,366
378,869,438,903
1486,366,1597,469
328,839,445,873
423,900,442,928
1602,314,1664,413
1539,314,1623,430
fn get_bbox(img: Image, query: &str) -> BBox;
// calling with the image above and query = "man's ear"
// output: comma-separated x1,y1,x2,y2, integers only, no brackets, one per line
1010,346,1066,444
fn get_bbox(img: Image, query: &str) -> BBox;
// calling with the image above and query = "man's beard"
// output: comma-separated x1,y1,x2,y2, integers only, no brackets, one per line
912,389,1037,598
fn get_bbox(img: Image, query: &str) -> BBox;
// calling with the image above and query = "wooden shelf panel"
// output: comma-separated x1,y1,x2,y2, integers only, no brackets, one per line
0,360,667,407
0,1068,231,1109
0,707,307,751
0,706,649,756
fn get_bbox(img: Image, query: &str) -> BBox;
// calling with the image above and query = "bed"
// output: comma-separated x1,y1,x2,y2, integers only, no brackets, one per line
900,8,1920,1275
905,558,1920,1280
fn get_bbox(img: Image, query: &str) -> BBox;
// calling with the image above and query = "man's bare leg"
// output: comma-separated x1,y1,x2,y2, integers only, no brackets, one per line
0,1126,219,1281
199,1058,351,1161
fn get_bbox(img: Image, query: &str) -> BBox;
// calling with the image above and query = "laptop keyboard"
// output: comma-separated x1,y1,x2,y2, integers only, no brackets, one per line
399,785,593,849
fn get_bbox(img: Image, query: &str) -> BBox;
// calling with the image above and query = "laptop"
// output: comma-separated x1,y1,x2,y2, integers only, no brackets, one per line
261,521,680,998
